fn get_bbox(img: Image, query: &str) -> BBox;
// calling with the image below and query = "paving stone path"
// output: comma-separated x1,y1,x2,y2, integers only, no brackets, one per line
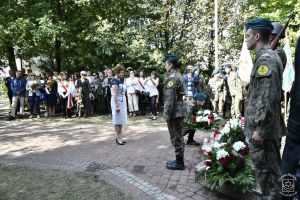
0,103,231,200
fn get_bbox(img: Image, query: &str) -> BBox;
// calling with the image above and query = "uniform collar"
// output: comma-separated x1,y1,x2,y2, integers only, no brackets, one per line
255,44,271,62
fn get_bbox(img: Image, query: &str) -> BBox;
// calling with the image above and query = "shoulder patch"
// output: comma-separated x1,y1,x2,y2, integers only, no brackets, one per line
167,80,174,88
256,65,271,77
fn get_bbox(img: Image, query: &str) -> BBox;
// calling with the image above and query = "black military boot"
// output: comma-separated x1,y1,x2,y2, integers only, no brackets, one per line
186,132,200,146
166,155,185,170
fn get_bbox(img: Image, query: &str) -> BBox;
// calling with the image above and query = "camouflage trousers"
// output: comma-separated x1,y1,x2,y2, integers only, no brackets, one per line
249,140,281,200
167,117,185,157
230,95,241,117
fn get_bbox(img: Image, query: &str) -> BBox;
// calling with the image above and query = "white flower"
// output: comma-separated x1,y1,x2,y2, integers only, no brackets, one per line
213,113,218,118
201,116,208,122
196,116,208,122
213,142,226,149
202,146,212,152
220,125,230,135
230,118,240,130
197,110,204,115
216,149,229,160
204,110,211,115
233,141,246,152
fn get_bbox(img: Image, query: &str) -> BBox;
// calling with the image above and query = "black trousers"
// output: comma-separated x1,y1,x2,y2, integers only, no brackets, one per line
104,95,111,114
8,90,13,105
61,97,71,117
281,99,300,199
150,95,157,116
139,95,148,115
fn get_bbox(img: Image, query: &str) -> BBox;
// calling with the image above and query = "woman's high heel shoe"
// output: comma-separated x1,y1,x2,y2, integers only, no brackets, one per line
116,138,125,145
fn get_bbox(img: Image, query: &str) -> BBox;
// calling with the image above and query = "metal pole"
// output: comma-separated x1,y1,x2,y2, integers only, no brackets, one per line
214,0,219,68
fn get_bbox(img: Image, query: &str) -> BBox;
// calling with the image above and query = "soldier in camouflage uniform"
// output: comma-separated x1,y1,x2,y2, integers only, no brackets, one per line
208,74,218,112
225,65,243,117
163,55,186,171
244,19,288,200
269,22,287,69
215,72,227,116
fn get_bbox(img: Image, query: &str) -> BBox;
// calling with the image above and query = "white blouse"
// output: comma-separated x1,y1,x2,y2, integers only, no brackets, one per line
145,78,159,97
125,77,139,94
26,80,41,96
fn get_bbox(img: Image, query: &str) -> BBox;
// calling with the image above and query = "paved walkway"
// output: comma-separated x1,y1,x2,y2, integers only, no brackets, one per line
0,106,230,200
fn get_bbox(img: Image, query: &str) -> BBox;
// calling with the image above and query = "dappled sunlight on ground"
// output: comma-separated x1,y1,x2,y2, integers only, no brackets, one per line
0,118,168,159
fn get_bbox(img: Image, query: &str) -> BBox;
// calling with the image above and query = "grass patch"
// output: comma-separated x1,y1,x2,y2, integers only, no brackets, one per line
0,165,133,200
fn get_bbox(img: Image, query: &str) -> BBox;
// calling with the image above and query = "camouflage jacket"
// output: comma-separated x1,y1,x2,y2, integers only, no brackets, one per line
227,72,243,97
274,46,287,69
214,78,227,101
163,70,185,121
244,45,287,140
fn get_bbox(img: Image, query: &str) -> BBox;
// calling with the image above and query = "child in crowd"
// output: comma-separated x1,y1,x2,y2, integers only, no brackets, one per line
45,77,57,117
75,87,84,118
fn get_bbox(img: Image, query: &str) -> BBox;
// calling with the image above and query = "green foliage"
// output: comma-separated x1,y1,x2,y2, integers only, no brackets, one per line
0,0,298,76
219,126,246,144
245,0,300,48
0,80,8,99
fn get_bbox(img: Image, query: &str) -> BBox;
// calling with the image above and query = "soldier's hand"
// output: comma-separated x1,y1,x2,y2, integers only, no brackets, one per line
252,131,263,146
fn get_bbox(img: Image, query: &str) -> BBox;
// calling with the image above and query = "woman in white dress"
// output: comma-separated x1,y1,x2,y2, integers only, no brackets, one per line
111,66,127,145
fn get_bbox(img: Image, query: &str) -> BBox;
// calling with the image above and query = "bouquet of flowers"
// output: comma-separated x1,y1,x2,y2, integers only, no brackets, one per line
31,82,42,90
50,79,57,88
197,141,255,193
213,117,245,144
186,109,224,131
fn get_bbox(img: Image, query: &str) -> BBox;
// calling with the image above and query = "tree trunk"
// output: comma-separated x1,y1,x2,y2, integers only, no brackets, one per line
208,29,215,75
164,0,174,53
54,0,64,72
54,37,62,72
5,41,17,72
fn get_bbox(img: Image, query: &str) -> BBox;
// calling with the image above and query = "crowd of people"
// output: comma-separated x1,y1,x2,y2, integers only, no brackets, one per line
4,67,160,121
2,16,299,199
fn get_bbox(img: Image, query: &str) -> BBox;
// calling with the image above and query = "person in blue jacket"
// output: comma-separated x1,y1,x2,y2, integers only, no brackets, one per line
8,70,27,120
183,65,200,98
182,65,200,145
5,70,15,111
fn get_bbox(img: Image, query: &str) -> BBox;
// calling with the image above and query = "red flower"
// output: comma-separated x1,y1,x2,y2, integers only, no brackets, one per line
219,157,228,166
208,152,212,158
240,116,245,122
242,147,249,155
205,160,212,167
237,157,245,166
229,153,235,159
207,114,215,124
214,130,221,138
192,116,197,124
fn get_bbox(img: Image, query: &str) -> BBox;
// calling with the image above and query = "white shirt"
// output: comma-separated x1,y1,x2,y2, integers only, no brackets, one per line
87,75,96,89
26,80,41,96
125,77,139,94
145,78,159,97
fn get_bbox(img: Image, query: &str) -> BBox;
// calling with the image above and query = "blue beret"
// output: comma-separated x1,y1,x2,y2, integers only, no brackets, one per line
165,55,179,63
245,18,273,31
194,92,207,101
